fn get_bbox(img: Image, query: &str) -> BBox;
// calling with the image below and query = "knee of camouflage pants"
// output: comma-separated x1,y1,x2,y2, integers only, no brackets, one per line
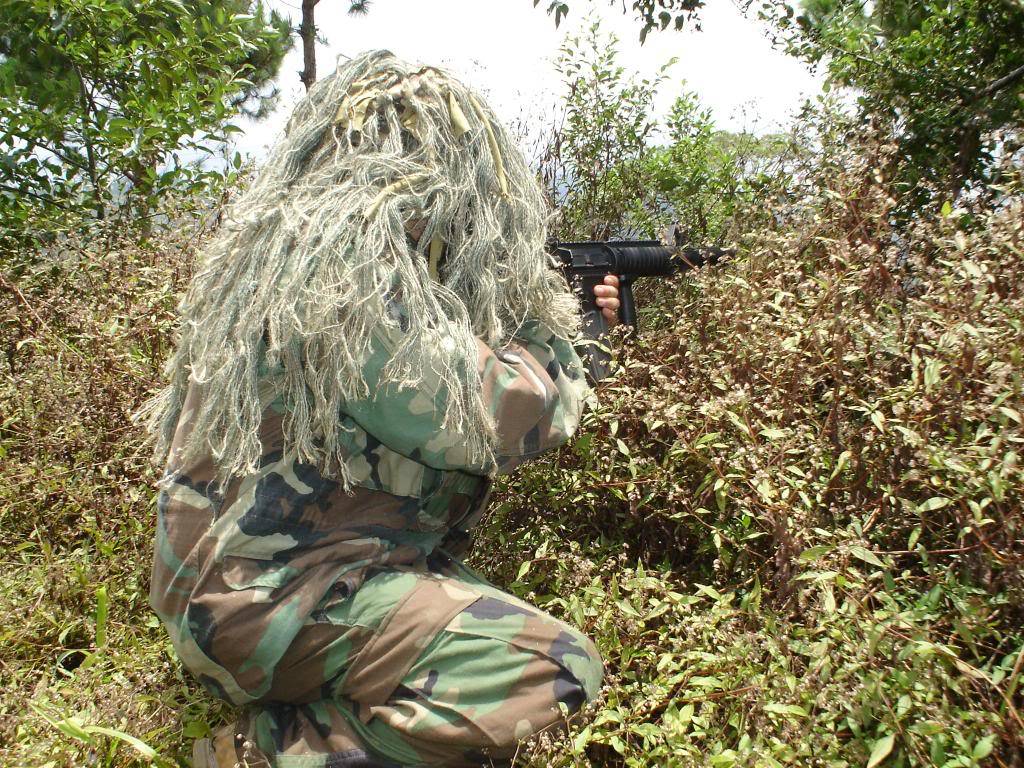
151,466,603,766
245,568,604,767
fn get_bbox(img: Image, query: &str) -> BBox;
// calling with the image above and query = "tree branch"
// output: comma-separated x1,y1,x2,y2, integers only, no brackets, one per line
972,61,1024,102
0,184,70,209
1,127,92,174
69,60,105,220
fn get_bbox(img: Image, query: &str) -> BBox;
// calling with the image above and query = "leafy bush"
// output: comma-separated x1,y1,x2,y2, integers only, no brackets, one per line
1,104,1021,768
474,129,1024,766
760,0,1024,210
540,21,674,239
541,21,797,245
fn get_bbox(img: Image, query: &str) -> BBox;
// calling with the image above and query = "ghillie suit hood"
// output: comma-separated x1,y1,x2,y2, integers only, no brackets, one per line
140,49,581,486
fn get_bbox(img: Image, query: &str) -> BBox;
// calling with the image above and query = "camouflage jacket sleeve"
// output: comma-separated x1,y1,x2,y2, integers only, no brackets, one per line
341,319,592,477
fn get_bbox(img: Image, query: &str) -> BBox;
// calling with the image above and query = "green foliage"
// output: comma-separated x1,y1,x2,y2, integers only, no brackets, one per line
1,29,1023,768
762,0,1024,206
535,0,705,42
474,119,1024,765
542,22,674,239
643,93,792,242
0,0,291,252
543,24,794,245
0,202,231,766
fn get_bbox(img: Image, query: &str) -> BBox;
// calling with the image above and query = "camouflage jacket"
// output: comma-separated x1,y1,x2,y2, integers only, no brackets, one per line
331,317,591,496
151,319,591,705
163,318,592,530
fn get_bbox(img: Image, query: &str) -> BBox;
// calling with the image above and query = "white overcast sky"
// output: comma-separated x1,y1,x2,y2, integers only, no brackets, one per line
235,0,823,158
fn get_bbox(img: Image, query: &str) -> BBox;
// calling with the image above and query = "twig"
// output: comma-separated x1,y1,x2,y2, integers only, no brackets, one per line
0,272,85,360
642,684,760,720
1004,642,1024,738
876,545,981,556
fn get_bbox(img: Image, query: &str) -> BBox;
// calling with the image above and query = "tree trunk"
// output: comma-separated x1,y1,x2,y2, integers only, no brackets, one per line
299,0,320,91
71,62,105,220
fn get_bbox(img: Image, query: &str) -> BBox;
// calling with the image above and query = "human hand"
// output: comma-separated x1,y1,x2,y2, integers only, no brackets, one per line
593,274,621,327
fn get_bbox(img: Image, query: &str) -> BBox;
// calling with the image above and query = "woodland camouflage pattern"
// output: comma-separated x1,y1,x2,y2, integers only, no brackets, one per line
151,320,603,767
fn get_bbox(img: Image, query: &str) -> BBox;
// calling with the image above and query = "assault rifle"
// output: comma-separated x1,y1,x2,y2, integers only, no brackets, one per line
548,239,728,382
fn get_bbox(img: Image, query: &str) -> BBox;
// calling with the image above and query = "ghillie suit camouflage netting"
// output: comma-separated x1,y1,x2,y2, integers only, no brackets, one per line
139,49,581,486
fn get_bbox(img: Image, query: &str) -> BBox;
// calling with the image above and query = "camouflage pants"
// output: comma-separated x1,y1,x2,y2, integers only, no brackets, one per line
152,468,603,768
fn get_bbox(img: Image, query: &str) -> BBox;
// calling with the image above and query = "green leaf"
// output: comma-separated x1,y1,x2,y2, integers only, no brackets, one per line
55,716,91,742
572,725,591,752
870,410,886,431
917,497,950,513
799,545,831,562
94,585,108,647
689,675,724,689
866,733,895,768
972,735,994,760
695,583,724,601
183,721,209,739
829,450,851,480
764,703,807,718
616,598,640,617
999,406,1022,423
609,734,626,754
84,726,157,760
849,546,884,568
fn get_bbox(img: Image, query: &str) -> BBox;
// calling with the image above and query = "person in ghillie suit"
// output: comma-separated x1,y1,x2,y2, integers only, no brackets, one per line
139,49,620,768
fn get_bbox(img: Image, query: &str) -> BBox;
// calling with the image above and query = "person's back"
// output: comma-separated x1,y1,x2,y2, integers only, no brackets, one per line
140,50,610,768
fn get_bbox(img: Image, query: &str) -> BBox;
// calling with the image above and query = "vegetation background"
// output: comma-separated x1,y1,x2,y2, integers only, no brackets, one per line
1,1,1021,766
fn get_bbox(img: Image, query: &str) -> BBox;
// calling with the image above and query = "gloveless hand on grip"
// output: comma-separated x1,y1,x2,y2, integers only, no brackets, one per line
548,239,729,383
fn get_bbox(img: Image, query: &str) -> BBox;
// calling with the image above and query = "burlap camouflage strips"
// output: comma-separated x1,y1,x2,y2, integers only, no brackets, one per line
151,324,602,767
